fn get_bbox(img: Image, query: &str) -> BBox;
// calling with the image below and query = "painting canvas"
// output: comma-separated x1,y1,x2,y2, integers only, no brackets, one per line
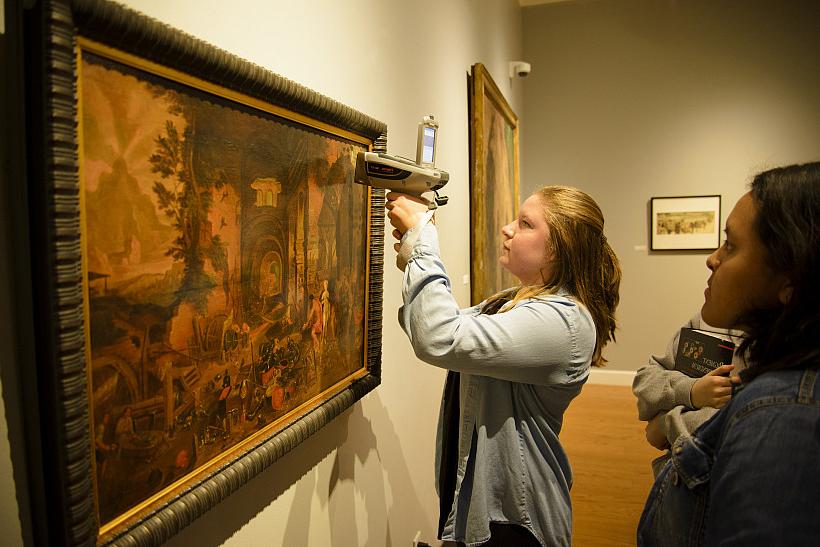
650,195,721,250
469,63,520,305
21,1,386,544
81,48,370,525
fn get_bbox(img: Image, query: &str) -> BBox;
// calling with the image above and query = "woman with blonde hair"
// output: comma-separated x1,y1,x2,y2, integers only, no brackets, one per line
386,185,621,547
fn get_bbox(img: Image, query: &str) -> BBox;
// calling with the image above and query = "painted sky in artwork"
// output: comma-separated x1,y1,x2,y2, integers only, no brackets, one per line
81,59,184,280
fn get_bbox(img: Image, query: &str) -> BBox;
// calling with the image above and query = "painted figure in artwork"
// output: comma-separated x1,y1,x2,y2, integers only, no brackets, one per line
114,407,135,448
320,279,332,337
303,293,324,357
95,413,116,481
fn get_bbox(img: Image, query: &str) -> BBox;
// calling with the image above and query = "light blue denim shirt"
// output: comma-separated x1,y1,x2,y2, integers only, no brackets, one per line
398,224,596,547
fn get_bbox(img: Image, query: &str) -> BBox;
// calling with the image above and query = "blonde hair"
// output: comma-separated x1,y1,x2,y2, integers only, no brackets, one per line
482,186,621,366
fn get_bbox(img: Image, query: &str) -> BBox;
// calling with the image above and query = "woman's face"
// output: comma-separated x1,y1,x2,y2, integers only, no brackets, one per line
499,194,554,285
702,192,788,328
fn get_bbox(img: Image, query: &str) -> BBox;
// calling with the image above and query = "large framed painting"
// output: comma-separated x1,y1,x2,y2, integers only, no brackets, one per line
22,1,386,544
468,63,520,305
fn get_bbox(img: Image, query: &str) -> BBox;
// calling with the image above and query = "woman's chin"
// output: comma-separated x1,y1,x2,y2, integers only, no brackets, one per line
701,304,733,330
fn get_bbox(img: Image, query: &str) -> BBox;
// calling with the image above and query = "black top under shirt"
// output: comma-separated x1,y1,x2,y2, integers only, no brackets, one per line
437,297,511,537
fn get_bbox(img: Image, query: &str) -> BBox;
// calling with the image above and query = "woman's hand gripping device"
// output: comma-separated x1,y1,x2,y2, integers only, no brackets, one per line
354,116,449,270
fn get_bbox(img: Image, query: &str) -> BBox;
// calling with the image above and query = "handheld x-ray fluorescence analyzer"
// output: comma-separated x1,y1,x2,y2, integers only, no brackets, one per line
355,115,449,207
354,115,450,269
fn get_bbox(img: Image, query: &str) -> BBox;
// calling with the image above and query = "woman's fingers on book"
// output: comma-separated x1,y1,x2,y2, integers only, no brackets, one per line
692,374,736,408
707,364,734,376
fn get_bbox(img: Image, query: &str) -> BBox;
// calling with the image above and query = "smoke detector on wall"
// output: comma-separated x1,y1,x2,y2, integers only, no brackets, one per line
509,61,532,78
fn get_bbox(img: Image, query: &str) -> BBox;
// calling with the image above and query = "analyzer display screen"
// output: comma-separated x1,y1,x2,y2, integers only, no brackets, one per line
422,127,436,164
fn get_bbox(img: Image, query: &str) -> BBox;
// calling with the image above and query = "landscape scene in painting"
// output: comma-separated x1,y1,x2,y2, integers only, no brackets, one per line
656,211,716,235
80,52,369,523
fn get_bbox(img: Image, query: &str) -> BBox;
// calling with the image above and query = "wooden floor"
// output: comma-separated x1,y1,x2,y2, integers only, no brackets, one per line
560,383,660,546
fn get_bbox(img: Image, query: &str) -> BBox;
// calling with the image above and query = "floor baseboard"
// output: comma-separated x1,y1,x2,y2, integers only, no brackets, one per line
588,369,636,386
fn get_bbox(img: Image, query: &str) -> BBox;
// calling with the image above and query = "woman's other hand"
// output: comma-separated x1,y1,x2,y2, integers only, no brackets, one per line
690,364,741,409
385,192,432,239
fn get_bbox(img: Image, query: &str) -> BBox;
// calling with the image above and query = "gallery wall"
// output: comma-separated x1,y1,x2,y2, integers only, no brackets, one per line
0,0,523,545
521,0,820,373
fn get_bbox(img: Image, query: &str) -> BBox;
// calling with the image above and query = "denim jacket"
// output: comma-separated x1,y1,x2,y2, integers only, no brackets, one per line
638,366,820,546
398,225,596,546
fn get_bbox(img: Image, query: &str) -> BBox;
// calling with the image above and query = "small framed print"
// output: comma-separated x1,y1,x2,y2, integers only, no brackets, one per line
650,195,722,251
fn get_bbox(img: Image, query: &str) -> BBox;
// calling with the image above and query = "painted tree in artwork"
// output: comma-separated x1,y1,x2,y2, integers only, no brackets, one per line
150,98,228,312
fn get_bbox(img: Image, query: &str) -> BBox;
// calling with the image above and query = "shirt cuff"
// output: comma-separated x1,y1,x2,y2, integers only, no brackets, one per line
402,221,439,260
673,375,699,409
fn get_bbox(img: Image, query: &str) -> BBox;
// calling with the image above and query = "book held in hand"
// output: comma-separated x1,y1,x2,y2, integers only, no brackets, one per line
674,327,735,378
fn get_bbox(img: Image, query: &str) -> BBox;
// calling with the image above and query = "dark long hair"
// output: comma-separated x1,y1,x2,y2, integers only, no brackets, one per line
739,161,820,380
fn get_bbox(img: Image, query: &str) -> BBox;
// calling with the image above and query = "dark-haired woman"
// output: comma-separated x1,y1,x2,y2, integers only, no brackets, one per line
638,161,820,545
387,186,621,547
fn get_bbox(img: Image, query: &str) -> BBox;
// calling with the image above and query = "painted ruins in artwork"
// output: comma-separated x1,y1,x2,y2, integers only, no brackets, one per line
80,52,369,524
